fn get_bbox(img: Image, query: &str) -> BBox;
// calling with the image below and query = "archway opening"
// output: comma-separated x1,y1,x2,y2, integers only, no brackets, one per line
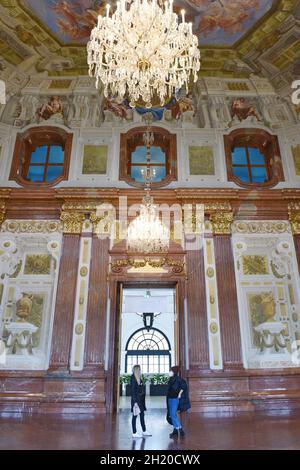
118,286,177,411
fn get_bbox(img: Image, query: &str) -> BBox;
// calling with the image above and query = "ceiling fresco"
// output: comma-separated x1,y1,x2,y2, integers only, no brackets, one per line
21,0,275,46
0,0,298,89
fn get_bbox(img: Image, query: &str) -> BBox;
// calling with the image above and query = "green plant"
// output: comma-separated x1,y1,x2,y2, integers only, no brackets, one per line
150,374,169,385
141,374,149,384
120,374,131,385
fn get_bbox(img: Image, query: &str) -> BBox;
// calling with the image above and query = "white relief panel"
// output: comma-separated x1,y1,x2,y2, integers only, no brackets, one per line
232,221,300,369
0,221,62,370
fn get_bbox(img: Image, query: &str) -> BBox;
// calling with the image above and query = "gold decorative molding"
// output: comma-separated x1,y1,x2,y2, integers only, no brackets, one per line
60,211,85,234
210,211,234,235
1,219,63,234
90,211,111,235
111,257,185,274
60,202,102,234
288,203,300,235
204,202,232,212
61,201,98,213
232,220,291,235
0,200,6,228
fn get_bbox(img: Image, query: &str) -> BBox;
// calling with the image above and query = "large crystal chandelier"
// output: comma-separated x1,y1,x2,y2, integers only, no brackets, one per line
87,0,200,107
127,117,170,253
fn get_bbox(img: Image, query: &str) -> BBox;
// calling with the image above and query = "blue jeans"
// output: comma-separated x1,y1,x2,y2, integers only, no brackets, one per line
168,398,182,429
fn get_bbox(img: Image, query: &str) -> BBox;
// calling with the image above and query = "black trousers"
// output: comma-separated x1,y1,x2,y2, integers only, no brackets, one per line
132,411,146,434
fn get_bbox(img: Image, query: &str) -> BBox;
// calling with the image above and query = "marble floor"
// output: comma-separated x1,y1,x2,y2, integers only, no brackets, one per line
119,395,166,409
1,408,300,450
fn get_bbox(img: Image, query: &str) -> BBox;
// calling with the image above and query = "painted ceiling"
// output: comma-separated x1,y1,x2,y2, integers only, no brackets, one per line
21,0,275,46
0,0,298,85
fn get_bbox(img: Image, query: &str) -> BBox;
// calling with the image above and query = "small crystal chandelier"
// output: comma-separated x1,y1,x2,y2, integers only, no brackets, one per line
87,0,200,107
127,117,170,253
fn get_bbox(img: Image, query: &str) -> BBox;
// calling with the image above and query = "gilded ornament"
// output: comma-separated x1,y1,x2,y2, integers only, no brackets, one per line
2,220,62,234
0,200,6,227
111,257,184,274
210,211,233,235
270,260,285,279
75,323,84,335
16,293,33,322
206,267,214,278
90,211,107,234
242,256,269,276
209,295,215,304
288,203,300,235
24,255,51,275
232,220,291,235
210,322,218,334
80,267,88,277
60,211,85,234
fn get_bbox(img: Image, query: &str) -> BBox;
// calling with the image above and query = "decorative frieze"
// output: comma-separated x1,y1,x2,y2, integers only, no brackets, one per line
111,257,185,275
1,220,63,234
232,220,291,234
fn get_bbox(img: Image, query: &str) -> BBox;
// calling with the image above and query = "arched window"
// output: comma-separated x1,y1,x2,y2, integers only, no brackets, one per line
125,327,171,374
120,126,177,188
224,128,284,188
10,126,72,187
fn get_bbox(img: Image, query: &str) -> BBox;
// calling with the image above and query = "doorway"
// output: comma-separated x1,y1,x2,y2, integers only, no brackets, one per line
117,285,178,411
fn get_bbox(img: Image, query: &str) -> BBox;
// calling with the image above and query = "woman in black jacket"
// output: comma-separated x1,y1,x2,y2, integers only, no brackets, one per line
130,365,152,438
167,366,190,438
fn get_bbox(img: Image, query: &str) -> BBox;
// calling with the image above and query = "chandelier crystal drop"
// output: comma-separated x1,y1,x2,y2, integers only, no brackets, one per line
127,194,170,253
87,0,200,107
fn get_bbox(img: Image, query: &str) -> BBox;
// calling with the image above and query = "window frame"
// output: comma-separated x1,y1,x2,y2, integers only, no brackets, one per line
224,128,284,189
125,327,171,374
10,126,73,187
120,126,177,188
231,145,270,184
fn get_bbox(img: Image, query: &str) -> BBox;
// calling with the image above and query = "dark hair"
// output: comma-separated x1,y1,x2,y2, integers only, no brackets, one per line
170,366,180,375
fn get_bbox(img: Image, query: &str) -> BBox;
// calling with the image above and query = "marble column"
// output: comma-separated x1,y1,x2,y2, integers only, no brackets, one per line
48,210,84,373
211,211,243,370
186,234,210,371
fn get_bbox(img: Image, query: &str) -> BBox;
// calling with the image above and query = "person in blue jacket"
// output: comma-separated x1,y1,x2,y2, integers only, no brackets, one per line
166,366,191,438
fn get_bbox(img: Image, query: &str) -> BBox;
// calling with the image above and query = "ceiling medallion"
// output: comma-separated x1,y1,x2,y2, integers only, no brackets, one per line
87,0,200,108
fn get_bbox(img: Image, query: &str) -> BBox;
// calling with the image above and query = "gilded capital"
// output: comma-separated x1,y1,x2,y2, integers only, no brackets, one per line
288,202,300,235
60,211,85,234
90,211,105,234
210,211,234,235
